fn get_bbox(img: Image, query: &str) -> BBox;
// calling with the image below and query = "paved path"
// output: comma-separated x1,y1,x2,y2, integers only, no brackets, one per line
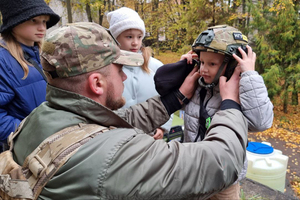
240,178,299,200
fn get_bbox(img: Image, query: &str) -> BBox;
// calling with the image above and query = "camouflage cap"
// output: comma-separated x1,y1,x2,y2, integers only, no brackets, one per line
192,25,248,56
41,22,144,78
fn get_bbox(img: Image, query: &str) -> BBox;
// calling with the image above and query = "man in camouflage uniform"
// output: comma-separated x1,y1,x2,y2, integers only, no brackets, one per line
12,22,248,199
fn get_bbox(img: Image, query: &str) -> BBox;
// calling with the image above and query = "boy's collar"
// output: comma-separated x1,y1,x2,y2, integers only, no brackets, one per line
198,77,216,89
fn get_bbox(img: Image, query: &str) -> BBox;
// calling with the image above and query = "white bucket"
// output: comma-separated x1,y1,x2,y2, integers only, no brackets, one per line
246,142,289,192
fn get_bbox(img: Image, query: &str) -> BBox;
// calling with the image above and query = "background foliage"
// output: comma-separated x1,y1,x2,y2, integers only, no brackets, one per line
55,0,300,113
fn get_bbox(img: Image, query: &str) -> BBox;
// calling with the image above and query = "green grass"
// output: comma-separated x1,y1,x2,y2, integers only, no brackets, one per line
240,189,269,200
171,110,184,127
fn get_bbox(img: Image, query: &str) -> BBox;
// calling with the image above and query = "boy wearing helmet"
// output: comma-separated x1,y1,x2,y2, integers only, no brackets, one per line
154,25,274,199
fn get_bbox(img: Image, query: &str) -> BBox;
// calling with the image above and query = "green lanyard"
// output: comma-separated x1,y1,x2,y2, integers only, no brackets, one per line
205,117,211,129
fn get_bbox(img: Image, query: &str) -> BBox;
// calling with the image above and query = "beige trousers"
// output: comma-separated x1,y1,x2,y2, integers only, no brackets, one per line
209,183,240,200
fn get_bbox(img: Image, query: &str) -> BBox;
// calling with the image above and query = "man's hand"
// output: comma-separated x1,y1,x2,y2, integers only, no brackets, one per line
219,66,241,104
178,64,201,101
232,45,256,72
153,128,164,140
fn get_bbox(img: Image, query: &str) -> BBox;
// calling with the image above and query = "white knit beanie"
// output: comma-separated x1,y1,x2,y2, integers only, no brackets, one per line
107,7,146,40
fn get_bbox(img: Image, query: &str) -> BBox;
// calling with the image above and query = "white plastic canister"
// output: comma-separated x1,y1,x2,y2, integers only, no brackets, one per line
246,142,289,192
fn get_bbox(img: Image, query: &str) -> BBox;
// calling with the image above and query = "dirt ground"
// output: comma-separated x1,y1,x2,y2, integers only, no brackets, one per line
248,132,300,199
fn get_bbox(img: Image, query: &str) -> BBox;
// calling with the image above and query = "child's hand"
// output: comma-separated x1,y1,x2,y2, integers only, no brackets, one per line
180,50,198,65
232,45,256,72
153,128,164,140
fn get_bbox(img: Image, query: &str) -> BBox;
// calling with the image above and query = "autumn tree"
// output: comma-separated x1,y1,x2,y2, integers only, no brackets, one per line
251,0,300,112
146,0,244,53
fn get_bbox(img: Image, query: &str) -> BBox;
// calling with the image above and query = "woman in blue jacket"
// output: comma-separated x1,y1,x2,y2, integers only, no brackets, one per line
0,0,60,152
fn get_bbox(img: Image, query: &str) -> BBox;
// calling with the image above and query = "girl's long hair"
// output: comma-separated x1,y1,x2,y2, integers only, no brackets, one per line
1,30,42,79
140,45,153,74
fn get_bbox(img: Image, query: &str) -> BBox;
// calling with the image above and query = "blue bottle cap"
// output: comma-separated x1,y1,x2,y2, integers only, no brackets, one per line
246,142,274,154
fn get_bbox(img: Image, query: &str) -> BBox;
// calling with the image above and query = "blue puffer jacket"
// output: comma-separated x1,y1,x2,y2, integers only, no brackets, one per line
0,43,46,143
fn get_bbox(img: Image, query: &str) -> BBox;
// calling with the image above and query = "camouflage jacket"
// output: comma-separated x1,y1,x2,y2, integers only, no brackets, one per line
13,84,248,200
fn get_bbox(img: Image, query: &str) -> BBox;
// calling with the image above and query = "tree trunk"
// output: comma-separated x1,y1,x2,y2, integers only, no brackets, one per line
156,29,159,56
283,82,289,113
247,0,250,28
292,91,298,105
292,80,298,105
242,0,246,28
108,0,111,11
112,0,115,9
152,0,159,55
212,0,215,26
98,8,103,25
141,1,144,16
86,3,92,22
66,0,72,23
99,0,107,25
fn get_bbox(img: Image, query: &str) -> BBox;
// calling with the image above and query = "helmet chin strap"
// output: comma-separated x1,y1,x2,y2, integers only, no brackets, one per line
200,55,231,89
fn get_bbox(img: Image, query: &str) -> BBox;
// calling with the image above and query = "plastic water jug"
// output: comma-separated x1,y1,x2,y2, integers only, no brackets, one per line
246,142,289,192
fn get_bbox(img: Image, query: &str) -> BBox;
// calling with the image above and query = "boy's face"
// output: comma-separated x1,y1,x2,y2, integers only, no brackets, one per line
199,51,226,84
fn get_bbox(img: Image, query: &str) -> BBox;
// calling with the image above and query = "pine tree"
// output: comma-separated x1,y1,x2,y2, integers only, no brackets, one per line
251,0,300,113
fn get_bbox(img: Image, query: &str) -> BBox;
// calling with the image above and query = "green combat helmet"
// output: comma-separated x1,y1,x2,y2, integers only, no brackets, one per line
192,25,248,88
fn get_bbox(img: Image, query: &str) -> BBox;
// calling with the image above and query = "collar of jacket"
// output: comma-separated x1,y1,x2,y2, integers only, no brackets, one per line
198,78,220,94
20,43,40,59
46,84,133,128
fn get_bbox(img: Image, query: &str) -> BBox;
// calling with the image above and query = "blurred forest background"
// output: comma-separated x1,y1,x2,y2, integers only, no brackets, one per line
1,0,300,197
26,0,300,114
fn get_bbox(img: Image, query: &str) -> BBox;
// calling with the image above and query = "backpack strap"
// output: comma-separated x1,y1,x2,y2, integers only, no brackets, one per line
23,123,114,199
0,151,34,199
7,117,28,151
0,122,113,200
23,51,48,82
0,117,34,199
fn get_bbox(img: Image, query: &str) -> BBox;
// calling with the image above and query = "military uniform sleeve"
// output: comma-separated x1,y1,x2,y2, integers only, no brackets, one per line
102,108,248,199
115,95,181,133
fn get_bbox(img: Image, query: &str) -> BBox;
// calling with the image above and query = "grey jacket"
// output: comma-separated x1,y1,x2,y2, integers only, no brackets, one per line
13,84,248,200
184,70,274,142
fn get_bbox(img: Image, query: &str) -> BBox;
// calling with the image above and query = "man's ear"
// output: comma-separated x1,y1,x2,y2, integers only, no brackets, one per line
88,73,105,95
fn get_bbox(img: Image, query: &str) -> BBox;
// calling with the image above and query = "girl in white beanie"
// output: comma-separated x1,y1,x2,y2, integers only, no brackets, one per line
107,7,173,140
